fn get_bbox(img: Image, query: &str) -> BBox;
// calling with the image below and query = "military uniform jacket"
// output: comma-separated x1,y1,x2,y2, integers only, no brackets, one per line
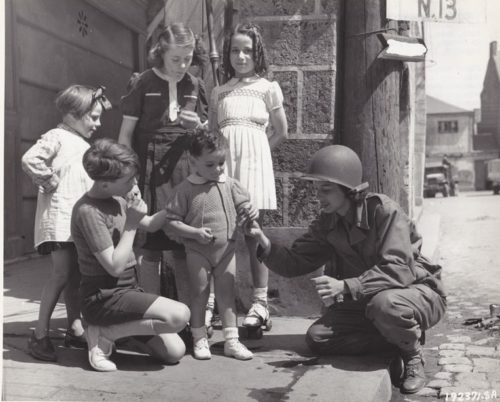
261,193,446,302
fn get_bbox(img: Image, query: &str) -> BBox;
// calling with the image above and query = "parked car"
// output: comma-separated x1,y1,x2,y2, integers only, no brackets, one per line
486,159,500,195
424,163,454,198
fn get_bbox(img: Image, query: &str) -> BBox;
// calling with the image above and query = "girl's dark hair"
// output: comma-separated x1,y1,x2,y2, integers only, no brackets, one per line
222,22,268,81
148,23,208,68
55,85,95,119
189,129,228,157
83,138,140,181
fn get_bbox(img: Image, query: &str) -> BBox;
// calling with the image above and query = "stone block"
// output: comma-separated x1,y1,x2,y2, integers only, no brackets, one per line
454,372,489,389
466,346,498,357
472,357,500,372
303,70,334,134
473,337,496,346
416,387,439,397
438,357,472,366
446,335,472,343
271,71,297,134
434,372,453,380
426,379,452,389
272,139,328,172
263,176,284,226
261,21,336,66
442,365,473,373
487,370,500,382
288,177,321,226
440,343,466,350
439,349,465,358
239,0,315,17
321,0,340,14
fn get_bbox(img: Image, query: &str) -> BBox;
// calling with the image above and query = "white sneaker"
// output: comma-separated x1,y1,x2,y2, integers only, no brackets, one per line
193,337,211,360
224,340,253,360
86,325,116,372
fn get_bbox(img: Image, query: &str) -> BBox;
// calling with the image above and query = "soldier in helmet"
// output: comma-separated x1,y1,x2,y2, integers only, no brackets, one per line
246,145,446,394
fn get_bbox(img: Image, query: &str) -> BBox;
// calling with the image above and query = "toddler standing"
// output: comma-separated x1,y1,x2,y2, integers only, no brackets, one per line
209,23,288,330
22,84,111,361
165,131,255,360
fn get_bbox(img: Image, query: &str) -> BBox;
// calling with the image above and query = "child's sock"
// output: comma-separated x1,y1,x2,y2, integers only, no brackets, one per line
223,327,253,360
222,327,239,342
252,287,268,305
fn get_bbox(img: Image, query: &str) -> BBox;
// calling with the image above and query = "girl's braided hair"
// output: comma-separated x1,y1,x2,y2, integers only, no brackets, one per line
222,22,268,81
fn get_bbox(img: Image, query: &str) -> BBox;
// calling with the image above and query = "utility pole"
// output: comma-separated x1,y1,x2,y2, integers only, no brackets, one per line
337,0,404,202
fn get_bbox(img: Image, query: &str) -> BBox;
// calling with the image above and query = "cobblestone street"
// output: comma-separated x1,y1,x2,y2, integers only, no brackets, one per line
392,191,500,401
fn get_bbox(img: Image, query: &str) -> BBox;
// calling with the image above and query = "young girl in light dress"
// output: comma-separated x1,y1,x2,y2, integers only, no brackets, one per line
209,22,288,330
22,84,111,361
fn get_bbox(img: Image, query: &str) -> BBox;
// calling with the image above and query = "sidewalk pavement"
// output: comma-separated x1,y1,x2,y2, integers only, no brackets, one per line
2,205,439,402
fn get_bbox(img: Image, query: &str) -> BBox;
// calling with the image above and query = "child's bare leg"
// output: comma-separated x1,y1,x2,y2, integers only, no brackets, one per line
245,235,269,289
213,253,237,329
35,247,78,338
214,251,253,360
61,246,84,335
184,252,212,359
185,253,211,329
243,233,270,330
164,249,191,305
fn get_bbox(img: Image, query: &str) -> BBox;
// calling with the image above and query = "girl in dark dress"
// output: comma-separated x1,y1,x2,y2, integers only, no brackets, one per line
118,23,208,298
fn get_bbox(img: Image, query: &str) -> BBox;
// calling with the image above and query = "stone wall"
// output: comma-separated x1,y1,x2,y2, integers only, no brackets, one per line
231,0,340,315
235,0,340,228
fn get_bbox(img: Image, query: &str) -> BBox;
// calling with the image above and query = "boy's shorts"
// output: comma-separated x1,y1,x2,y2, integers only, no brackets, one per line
81,274,158,326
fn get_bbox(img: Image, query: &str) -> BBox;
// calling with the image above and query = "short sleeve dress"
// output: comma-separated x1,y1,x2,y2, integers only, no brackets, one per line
121,68,208,250
210,76,283,210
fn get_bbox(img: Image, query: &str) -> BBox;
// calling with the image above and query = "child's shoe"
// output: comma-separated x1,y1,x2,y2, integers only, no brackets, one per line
224,339,253,360
27,331,57,362
86,325,116,372
193,337,211,360
64,329,87,349
242,302,272,331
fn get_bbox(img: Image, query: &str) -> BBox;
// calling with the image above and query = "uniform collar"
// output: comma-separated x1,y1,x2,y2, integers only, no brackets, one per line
187,173,227,184
330,198,370,245
341,198,370,230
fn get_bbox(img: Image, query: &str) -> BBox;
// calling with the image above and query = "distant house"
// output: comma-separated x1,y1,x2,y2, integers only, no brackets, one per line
426,94,499,191
425,95,476,190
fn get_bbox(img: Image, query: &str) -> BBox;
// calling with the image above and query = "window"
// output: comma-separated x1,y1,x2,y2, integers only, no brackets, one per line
438,120,458,133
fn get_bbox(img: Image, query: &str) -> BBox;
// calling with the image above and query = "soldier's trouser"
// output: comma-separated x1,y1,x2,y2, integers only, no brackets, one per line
306,284,446,356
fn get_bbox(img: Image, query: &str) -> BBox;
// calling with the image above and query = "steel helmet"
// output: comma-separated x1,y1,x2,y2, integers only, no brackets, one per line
300,145,364,190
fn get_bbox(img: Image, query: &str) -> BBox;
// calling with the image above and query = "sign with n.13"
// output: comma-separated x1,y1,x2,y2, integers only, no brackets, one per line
386,0,486,23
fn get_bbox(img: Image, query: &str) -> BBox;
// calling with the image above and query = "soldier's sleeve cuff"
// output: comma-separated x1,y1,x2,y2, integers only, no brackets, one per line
344,278,363,301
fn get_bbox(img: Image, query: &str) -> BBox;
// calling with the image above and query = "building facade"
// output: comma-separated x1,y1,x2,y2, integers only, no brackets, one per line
426,95,498,191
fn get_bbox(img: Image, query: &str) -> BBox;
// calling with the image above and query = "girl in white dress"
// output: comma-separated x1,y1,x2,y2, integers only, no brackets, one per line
22,85,111,361
210,22,288,330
